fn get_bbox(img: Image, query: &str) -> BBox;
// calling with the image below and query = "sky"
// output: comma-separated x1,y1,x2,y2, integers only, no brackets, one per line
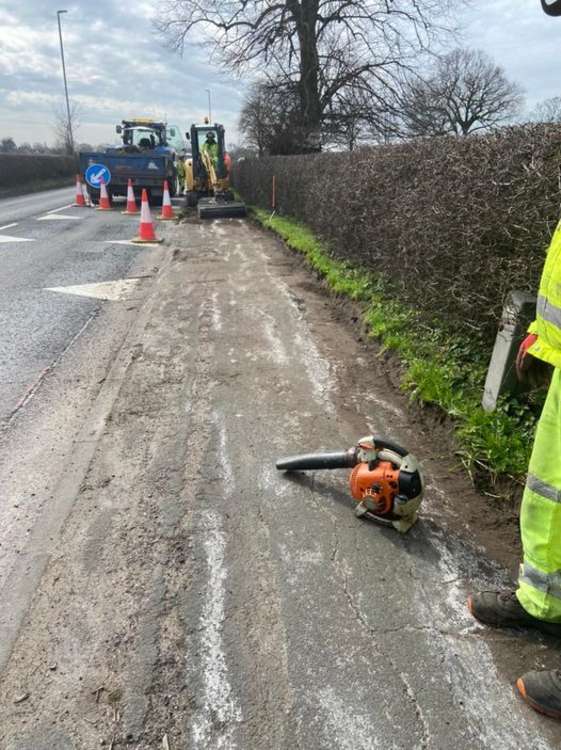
0,0,560,149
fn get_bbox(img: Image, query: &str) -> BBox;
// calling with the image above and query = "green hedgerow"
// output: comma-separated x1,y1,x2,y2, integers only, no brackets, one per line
253,207,540,486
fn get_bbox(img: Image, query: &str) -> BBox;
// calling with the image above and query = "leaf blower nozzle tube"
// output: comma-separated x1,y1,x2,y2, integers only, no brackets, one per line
276,449,356,472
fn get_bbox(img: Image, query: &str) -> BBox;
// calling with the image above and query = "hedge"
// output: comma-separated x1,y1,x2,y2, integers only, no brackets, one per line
234,124,561,346
0,153,77,190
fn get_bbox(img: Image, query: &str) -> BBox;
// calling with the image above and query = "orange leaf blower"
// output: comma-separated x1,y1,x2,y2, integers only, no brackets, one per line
276,436,424,533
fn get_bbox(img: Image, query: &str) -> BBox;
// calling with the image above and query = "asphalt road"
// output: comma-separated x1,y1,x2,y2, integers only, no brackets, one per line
0,184,168,663
0,186,153,425
1,193,561,749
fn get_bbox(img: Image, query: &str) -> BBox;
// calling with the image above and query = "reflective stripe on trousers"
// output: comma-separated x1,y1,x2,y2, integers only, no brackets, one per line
519,561,561,602
517,368,561,622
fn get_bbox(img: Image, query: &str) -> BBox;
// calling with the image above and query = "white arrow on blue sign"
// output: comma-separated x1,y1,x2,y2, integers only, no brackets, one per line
85,163,112,188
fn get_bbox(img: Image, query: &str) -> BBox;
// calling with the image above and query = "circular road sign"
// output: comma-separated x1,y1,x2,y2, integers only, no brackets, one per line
85,163,112,188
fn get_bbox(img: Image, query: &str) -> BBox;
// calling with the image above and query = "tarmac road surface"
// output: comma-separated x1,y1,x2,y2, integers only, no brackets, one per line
0,191,560,749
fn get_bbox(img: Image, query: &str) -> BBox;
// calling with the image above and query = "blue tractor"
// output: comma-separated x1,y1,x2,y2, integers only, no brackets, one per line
79,119,185,204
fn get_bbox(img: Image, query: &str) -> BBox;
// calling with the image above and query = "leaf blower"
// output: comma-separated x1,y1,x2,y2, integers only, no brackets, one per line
276,436,424,533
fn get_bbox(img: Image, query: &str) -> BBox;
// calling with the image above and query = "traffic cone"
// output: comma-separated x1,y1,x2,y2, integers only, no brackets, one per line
121,179,139,215
132,189,163,244
158,180,175,220
96,177,112,211
73,174,86,207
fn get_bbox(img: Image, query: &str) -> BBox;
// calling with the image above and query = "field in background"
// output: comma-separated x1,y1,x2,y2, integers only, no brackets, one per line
0,153,77,196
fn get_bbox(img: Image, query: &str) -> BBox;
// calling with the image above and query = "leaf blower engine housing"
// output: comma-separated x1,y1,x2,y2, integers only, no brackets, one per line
350,438,423,532
276,436,424,533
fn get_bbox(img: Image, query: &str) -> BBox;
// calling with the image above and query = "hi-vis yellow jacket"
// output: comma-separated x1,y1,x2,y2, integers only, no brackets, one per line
528,220,561,369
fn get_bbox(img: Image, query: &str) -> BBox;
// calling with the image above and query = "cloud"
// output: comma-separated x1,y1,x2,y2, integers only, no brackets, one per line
3,0,556,148
0,0,248,146
459,2,561,109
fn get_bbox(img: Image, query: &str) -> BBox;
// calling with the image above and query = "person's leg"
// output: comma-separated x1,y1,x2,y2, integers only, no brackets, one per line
468,369,561,634
517,367,561,621
515,368,561,717
469,369,561,717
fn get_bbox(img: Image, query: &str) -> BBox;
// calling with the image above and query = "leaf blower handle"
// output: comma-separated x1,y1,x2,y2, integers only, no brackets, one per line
369,437,408,458
276,449,357,472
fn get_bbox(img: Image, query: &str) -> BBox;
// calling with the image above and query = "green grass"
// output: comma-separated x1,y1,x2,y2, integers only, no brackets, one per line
252,207,541,486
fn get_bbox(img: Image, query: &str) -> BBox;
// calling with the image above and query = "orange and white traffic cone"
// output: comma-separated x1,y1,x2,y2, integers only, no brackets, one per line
73,174,86,207
97,177,112,211
132,189,163,244
158,180,175,220
122,179,139,215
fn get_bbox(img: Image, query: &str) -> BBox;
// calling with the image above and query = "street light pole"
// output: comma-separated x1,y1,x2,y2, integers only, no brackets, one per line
205,89,212,124
56,9,74,153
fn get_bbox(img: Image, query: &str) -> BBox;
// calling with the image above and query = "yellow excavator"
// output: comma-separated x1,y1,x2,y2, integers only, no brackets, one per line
184,120,246,219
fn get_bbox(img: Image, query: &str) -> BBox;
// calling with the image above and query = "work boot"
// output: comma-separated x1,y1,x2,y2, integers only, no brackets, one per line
467,590,561,636
516,670,561,720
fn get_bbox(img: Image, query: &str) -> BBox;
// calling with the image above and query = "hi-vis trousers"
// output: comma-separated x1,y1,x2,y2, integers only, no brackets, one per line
518,368,561,621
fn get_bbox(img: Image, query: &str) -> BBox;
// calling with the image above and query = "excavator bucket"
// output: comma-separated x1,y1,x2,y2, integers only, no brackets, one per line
197,196,247,220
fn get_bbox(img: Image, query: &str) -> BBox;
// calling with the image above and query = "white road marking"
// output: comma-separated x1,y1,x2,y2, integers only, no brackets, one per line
210,290,222,332
192,511,242,750
261,312,289,365
257,248,336,413
0,234,35,243
46,203,74,214
37,213,83,221
43,279,140,301
192,416,241,749
103,240,161,248
0,223,17,231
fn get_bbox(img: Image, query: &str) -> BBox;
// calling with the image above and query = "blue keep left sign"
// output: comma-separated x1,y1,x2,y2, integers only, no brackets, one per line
85,163,112,187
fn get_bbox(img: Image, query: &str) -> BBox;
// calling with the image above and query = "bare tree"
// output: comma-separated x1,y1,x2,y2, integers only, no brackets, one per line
323,84,401,150
530,96,561,123
239,81,302,156
157,0,456,151
241,77,401,153
53,101,80,154
400,48,524,137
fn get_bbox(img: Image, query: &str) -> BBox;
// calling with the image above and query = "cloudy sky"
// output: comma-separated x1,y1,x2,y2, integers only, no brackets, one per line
0,1,559,149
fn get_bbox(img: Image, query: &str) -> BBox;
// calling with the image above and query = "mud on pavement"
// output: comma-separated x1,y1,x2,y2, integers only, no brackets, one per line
1,217,561,749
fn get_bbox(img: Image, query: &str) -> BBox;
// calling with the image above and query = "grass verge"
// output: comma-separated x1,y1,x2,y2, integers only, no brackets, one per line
252,207,542,487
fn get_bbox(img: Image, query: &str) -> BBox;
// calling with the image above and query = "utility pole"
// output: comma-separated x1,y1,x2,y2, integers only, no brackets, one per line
205,89,212,124
57,9,74,153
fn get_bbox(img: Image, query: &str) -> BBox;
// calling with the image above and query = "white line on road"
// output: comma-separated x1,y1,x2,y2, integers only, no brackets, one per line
37,214,83,221
192,510,242,750
103,240,162,248
46,203,74,214
44,279,141,301
0,223,17,231
0,234,35,243
192,417,242,750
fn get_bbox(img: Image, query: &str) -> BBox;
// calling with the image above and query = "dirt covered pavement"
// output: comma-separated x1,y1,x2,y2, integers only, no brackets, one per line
1,216,561,749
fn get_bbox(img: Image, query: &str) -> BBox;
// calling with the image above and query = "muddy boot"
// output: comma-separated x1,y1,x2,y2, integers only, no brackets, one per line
467,590,561,636
517,671,561,720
